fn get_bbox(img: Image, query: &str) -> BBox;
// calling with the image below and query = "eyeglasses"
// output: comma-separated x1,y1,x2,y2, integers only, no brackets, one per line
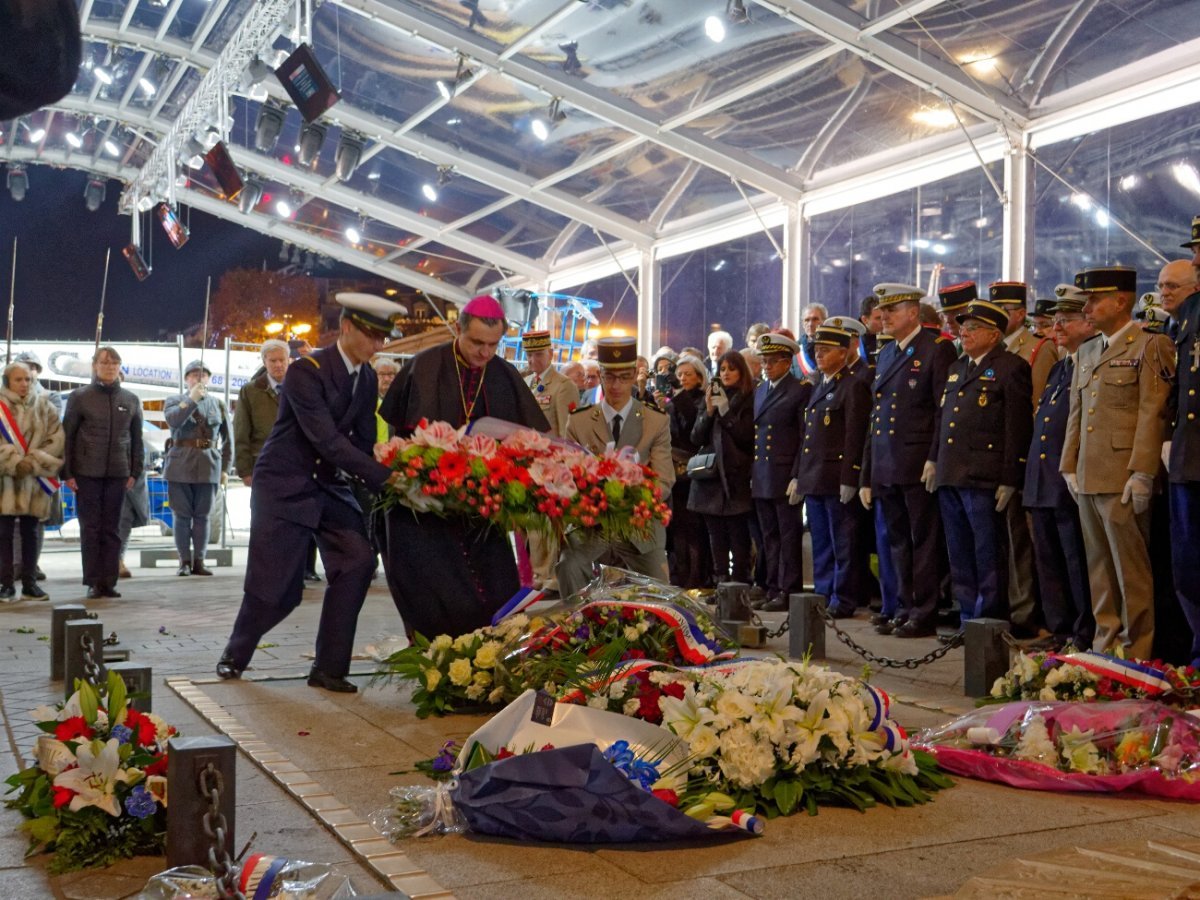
600,371,635,383
1052,316,1084,328
959,323,992,333
1157,281,1196,291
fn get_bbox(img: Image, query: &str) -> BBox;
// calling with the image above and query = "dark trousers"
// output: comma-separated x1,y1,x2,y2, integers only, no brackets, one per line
225,490,375,676
668,495,711,589
1171,482,1200,666
754,496,802,597
0,515,37,585
874,502,901,618
939,487,1009,622
877,483,942,626
747,508,768,589
806,494,860,612
1152,491,1190,665
75,475,126,588
167,480,216,561
703,512,752,584
1029,504,1094,648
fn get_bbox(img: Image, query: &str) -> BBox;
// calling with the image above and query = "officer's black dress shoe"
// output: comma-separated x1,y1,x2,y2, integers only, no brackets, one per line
86,586,103,600
893,620,936,638
761,594,789,612
100,586,121,598
869,612,891,626
828,605,857,620
303,571,323,583
177,561,191,576
191,560,214,576
307,667,357,693
875,616,905,635
0,583,14,600
34,567,46,581
216,654,242,680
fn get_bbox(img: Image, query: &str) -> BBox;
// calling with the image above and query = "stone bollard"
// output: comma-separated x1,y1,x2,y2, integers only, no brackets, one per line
716,581,751,625
62,620,105,698
107,662,153,713
167,736,237,870
963,618,1012,697
50,604,95,681
787,593,826,661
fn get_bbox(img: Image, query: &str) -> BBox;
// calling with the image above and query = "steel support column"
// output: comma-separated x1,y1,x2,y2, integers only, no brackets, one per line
1002,137,1033,283
637,250,661,360
782,203,807,335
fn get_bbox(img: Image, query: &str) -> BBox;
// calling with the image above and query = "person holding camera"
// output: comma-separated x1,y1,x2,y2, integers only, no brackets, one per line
163,360,231,577
666,354,711,587
689,350,756,586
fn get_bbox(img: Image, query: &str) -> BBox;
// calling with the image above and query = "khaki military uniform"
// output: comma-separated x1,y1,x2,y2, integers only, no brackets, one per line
523,366,578,589
1061,323,1175,658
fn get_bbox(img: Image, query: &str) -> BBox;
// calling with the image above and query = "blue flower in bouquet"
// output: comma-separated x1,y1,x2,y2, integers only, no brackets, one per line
431,740,459,773
124,785,157,819
574,625,591,641
603,740,661,792
110,724,133,745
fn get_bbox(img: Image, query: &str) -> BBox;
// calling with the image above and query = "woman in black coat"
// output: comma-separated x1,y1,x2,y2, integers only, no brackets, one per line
688,350,755,584
666,355,711,588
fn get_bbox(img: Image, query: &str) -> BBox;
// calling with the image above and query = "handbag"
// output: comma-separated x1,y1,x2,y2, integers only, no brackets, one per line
685,452,719,481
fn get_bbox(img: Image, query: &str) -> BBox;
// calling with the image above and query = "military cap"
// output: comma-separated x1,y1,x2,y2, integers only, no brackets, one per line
955,300,1009,332
1135,292,1164,323
813,325,854,348
1032,298,1058,318
938,281,977,312
822,315,866,337
12,351,42,372
756,332,801,356
1052,283,1088,313
1074,266,1137,294
596,336,637,369
872,283,923,307
521,329,552,352
1181,214,1200,249
337,292,407,336
184,358,212,377
988,281,1028,306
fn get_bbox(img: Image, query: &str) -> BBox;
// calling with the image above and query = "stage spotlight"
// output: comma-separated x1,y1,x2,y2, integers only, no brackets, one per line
238,178,264,214
276,198,292,218
93,66,113,85
138,77,157,96
65,131,83,149
421,183,438,203
334,131,364,181
104,138,120,156
136,195,154,213
705,14,725,42
531,118,549,141
254,101,287,153
83,178,106,212
183,135,206,169
27,127,45,143
297,121,327,167
241,57,275,101
200,125,221,150
7,165,28,202
345,225,361,244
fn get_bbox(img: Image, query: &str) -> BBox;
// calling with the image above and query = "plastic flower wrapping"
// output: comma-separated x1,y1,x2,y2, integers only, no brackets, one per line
373,416,670,543
916,700,1200,799
138,855,356,899
987,650,1200,708
4,672,175,873
373,567,739,720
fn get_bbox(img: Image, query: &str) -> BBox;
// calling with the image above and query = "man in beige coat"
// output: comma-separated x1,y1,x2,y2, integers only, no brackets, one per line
1061,266,1175,659
522,329,577,590
557,335,674,597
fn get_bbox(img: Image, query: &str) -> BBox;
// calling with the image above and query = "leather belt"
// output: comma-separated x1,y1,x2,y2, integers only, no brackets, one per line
174,438,212,449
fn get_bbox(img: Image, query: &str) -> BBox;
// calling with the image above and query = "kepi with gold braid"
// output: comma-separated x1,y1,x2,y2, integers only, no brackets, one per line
938,281,977,312
596,336,637,369
812,325,854,348
1074,266,1137,294
521,329,552,352
872,282,923,306
756,332,801,356
988,281,1028,306
955,299,1009,332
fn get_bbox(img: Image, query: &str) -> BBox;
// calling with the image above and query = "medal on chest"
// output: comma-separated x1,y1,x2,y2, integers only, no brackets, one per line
978,390,988,408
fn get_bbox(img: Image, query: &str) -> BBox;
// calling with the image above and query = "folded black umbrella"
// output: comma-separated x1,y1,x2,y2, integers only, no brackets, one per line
450,743,721,843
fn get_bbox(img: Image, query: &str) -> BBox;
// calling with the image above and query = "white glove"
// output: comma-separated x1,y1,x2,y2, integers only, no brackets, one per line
1064,472,1079,497
786,478,802,506
921,460,937,493
1162,441,1172,473
994,485,1016,512
839,484,856,505
859,486,873,509
188,383,207,403
1121,471,1154,515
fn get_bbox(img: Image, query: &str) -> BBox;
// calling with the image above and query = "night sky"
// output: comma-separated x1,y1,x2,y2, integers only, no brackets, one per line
0,166,348,342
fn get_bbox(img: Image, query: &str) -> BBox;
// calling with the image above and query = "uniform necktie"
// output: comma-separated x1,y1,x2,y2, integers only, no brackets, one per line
1101,336,1109,351
350,370,359,399
611,413,622,444
966,360,977,377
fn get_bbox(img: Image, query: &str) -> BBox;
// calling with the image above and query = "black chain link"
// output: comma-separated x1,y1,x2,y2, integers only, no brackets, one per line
818,606,964,669
199,764,245,900
79,633,103,686
749,610,790,639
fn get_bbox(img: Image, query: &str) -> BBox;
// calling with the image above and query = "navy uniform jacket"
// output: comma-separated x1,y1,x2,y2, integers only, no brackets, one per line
1170,290,1200,483
929,344,1032,490
846,356,872,386
862,328,957,488
794,369,871,496
1025,354,1081,507
751,373,811,499
252,346,390,527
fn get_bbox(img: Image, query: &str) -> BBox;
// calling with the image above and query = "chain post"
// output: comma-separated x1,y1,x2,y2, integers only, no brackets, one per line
786,593,826,660
168,735,239,896
106,661,153,713
963,618,1012,697
63,620,104,698
50,604,96,681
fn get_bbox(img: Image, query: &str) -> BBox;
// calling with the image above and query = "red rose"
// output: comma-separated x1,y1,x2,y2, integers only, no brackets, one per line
539,743,555,752
661,682,686,700
124,709,157,746
652,789,679,807
55,716,93,742
52,786,76,809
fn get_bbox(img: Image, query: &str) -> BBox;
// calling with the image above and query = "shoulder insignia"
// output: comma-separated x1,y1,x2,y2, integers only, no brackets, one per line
303,355,320,368
934,336,948,343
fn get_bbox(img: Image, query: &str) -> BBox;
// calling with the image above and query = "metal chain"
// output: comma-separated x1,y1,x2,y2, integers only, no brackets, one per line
749,610,790,639
818,606,964,669
78,633,103,686
199,764,245,900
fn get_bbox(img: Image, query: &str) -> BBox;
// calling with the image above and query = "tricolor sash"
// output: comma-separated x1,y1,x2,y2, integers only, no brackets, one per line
0,401,58,496
1048,651,1173,695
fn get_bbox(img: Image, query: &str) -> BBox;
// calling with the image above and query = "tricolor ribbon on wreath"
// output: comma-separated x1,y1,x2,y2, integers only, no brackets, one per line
1047,650,1173,695
0,401,59,496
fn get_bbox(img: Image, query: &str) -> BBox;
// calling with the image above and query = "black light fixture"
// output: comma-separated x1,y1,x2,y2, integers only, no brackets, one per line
238,177,264,214
436,164,455,187
726,0,749,23
83,177,106,212
6,165,28,202
254,100,287,153
334,130,364,181
560,42,583,76
297,120,327,167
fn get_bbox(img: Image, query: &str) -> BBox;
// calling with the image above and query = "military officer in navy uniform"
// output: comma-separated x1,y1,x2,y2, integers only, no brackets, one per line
751,332,812,611
217,293,405,692
861,283,958,637
930,299,1033,626
794,324,871,618
1024,285,1096,650
1170,215,1200,667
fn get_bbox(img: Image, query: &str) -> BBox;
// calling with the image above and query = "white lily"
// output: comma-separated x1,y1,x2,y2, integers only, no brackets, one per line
33,736,77,776
53,738,133,817
659,685,715,740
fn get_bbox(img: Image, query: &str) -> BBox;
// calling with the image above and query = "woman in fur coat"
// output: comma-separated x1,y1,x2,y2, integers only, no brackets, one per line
0,362,64,600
